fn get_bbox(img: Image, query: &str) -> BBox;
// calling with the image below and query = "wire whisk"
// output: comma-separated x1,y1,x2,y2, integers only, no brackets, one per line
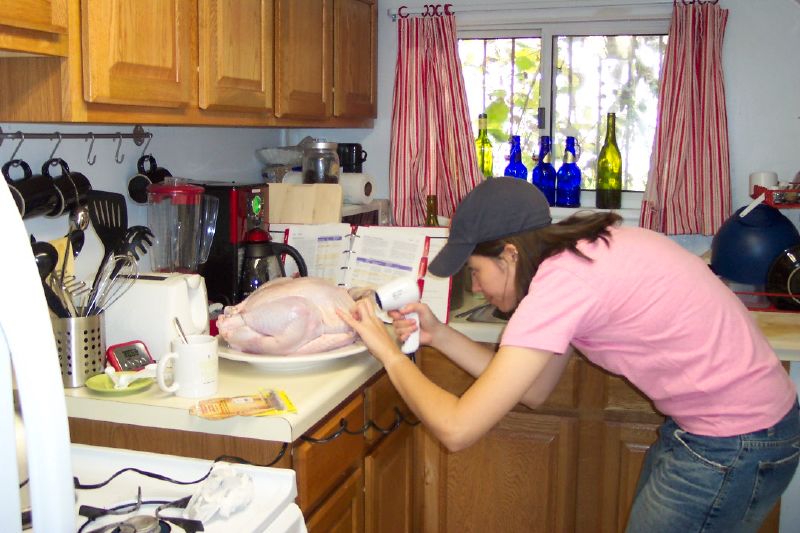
83,254,138,316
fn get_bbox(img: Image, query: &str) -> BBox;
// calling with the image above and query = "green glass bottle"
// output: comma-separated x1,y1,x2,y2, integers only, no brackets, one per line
425,194,439,227
475,113,493,178
596,112,622,209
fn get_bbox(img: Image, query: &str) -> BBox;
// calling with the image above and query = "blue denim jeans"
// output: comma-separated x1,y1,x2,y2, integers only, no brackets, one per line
627,399,800,533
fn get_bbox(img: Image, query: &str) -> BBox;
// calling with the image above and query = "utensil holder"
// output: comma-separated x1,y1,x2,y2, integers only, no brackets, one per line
51,312,105,388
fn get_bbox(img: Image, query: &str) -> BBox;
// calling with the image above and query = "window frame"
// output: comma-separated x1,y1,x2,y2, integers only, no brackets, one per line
458,16,670,215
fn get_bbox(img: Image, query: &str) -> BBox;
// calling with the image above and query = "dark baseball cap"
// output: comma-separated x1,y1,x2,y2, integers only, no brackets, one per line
428,177,552,277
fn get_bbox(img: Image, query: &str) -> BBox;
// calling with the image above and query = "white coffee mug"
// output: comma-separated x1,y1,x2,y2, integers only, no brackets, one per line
156,334,218,398
749,171,778,196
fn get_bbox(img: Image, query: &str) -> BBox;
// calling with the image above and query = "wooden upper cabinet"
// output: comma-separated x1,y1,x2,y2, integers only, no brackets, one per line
274,0,332,119
0,0,68,56
333,0,376,118
198,0,274,112
81,0,192,108
0,0,67,35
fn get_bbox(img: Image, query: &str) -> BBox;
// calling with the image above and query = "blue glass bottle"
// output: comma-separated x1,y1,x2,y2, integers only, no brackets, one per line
531,136,557,206
555,136,581,207
503,135,528,180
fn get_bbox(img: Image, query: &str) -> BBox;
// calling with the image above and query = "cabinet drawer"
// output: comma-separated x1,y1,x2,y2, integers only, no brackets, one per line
294,393,365,514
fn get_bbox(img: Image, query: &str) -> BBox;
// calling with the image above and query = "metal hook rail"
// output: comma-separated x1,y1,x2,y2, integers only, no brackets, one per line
0,125,152,165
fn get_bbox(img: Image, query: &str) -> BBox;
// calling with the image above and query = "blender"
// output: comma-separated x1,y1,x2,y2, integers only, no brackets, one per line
146,178,219,273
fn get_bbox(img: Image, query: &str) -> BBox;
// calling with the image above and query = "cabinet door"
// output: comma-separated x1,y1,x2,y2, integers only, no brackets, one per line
418,412,578,533
294,394,365,515
333,0,376,118
198,0,273,112
0,0,67,56
274,0,332,118
81,0,192,107
597,421,659,532
365,423,413,533
0,0,66,34
306,466,365,533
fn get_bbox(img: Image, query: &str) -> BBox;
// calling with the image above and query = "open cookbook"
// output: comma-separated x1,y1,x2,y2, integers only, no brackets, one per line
268,223,452,322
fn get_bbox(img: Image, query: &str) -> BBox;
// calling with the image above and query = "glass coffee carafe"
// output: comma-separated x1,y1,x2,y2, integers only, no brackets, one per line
146,178,219,273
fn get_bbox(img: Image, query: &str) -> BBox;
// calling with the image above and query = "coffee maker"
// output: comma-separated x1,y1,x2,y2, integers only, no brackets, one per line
199,181,269,306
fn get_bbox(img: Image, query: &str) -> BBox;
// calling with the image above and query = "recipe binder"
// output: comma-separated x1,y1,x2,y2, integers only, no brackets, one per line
269,223,452,322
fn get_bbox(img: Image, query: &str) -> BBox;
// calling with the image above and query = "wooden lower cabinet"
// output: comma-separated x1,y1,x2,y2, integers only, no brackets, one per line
415,346,781,533
69,358,782,532
365,422,414,533
417,411,578,532
306,466,365,533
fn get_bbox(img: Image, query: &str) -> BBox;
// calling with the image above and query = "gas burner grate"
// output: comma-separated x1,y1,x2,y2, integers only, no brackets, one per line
87,514,169,533
79,489,201,533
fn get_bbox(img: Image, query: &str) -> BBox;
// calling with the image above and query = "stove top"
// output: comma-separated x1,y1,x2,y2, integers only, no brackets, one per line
69,445,298,533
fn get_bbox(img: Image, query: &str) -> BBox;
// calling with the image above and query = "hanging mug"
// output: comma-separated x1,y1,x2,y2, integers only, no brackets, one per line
42,158,91,217
128,154,172,204
2,159,30,216
2,158,59,219
336,143,368,173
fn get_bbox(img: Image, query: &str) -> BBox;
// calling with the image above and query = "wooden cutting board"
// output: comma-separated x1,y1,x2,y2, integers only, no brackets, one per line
268,183,343,224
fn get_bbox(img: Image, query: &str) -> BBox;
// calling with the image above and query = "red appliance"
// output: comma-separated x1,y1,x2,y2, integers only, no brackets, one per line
198,181,269,306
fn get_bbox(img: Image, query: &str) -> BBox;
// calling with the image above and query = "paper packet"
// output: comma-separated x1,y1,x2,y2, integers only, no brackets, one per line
190,388,297,420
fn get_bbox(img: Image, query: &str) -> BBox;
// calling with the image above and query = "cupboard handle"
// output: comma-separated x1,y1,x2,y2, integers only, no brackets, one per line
300,407,419,444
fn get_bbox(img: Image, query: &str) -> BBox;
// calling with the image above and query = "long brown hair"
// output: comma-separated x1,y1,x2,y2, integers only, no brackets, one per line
472,212,622,306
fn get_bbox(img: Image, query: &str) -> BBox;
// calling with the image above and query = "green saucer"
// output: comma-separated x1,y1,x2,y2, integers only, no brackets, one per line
85,373,154,395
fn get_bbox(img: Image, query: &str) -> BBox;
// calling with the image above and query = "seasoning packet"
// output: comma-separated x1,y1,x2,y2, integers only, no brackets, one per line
190,388,297,420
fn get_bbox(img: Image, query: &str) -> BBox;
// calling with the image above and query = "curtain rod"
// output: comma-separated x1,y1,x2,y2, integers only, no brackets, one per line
387,1,675,22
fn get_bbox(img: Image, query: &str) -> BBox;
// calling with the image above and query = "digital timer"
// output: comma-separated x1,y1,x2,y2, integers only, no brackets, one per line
106,340,155,371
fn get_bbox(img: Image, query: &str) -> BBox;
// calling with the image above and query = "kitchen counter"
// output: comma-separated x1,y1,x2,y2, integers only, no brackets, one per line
447,293,800,362
64,349,382,443
64,297,800,446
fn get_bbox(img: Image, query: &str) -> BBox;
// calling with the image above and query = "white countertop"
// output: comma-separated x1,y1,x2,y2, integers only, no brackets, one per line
65,297,800,446
65,350,382,443
448,294,800,362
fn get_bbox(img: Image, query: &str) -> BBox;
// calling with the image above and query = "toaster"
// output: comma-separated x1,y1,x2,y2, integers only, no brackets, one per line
104,273,210,360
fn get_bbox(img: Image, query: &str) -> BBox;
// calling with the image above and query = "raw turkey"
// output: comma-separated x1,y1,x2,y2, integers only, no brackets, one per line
217,277,358,355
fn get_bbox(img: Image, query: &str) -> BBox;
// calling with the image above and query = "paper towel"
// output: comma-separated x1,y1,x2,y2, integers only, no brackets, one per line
339,173,374,205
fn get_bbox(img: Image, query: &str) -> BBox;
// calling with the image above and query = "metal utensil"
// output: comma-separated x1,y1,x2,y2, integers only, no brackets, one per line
173,317,189,344
31,241,69,317
86,190,128,290
67,205,89,257
84,254,138,316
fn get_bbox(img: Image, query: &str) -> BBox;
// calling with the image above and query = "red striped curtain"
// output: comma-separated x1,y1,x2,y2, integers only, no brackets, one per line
640,2,731,235
389,15,483,226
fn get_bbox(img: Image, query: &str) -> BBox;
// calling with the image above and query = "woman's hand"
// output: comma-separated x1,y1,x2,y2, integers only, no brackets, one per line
388,302,442,347
336,298,407,367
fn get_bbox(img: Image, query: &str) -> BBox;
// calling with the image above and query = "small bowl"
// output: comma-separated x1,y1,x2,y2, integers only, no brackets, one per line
765,245,800,310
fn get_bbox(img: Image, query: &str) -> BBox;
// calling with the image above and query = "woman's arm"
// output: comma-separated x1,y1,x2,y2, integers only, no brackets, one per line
337,299,558,452
391,302,573,408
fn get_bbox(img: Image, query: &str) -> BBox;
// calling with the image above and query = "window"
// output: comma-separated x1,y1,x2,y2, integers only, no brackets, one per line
459,26,667,195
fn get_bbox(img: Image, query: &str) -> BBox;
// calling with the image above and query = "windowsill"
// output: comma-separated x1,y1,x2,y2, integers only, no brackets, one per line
551,191,642,226
551,206,640,226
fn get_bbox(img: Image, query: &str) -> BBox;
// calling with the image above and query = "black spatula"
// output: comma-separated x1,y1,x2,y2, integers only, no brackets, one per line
86,190,128,296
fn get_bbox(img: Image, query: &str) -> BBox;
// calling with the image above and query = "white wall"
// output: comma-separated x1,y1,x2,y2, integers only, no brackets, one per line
2,124,283,279
3,0,799,271
297,0,800,209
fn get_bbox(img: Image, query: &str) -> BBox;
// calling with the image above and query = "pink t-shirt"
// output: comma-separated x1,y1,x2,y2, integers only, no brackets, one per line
501,226,796,437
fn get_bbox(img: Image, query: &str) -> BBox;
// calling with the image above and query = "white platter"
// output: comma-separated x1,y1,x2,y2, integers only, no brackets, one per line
218,342,367,372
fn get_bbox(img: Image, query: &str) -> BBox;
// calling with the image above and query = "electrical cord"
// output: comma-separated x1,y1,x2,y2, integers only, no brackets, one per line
73,443,288,490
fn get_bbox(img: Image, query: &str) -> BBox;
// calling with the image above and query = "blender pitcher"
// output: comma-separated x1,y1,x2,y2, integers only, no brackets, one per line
147,178,219,273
